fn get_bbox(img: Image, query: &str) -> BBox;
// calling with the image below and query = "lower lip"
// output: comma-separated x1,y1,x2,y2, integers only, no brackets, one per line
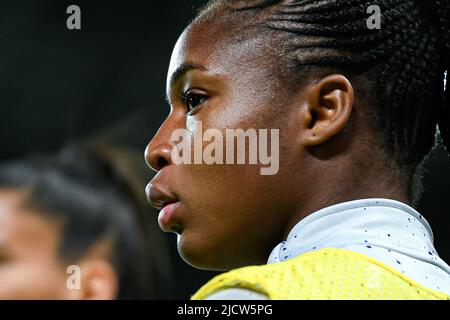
158,202,180,231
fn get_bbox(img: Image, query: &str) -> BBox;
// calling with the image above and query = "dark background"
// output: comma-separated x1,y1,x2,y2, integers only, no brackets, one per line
0,0,449,298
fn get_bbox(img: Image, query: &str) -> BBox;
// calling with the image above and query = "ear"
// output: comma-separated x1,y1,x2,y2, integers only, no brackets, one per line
67,260,118,300
299,74,354,146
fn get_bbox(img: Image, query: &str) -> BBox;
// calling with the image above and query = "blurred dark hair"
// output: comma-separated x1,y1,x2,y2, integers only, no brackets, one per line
0,144,174,299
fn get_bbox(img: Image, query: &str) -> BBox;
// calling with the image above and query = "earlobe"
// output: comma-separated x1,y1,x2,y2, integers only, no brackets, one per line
71,260,118,300
301,74,354,146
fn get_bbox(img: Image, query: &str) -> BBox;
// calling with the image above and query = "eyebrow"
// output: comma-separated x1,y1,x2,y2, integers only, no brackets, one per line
166,62,206,104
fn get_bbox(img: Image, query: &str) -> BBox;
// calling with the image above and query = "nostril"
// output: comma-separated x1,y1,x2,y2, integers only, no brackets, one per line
157,157,169,170
145,143,172,171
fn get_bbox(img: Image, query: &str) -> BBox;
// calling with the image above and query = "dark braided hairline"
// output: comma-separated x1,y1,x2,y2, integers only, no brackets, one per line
198,0,450,165
268,0,445,164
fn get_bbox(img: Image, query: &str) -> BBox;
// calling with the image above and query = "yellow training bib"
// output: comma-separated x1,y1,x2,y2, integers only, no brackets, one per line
192,248,450,300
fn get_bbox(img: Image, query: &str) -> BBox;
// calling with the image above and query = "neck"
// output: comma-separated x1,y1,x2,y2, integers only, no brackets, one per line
285,154,411,239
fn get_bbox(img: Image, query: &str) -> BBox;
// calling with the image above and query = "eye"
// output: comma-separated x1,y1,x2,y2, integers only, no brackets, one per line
183,90,208,114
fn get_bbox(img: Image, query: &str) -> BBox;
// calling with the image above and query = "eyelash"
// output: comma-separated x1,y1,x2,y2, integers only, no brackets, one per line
182,90,208,114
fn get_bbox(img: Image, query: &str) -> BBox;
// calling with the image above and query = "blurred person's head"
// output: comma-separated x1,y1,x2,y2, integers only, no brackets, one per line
0,145,171,299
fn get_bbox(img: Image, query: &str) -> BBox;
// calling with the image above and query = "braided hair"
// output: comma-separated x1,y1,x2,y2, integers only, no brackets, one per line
196,0,450,167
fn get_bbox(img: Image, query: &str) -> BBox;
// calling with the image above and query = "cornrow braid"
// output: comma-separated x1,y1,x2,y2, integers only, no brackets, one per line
198,0,450,164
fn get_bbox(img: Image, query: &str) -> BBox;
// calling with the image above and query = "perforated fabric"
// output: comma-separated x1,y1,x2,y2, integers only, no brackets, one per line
192,248,450,300
267,198,450,294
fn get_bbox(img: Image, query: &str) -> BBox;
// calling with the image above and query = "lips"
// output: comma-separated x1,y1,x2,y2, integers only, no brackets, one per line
146,182,178,209
146,182,181,232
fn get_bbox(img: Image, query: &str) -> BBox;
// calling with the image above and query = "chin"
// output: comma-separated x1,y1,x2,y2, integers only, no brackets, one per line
176,231,232,271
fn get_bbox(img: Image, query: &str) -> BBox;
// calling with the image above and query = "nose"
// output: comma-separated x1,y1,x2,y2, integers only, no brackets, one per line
145,143,172,172
145,120,174,172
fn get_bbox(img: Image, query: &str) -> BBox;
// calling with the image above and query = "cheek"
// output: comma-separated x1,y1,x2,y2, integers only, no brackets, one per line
181,161,262,218
0,259,67,299
175,92,294,267
176,163,289,268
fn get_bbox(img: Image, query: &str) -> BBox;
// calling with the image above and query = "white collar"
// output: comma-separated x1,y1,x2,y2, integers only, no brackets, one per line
268,198,435,263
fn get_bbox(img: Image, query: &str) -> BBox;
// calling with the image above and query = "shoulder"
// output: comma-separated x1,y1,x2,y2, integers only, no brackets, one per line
192,248,349,300
191,248,450,300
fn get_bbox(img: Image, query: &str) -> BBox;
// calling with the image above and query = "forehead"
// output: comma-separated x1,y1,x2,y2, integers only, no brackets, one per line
167,15,274,88
0,190,60,255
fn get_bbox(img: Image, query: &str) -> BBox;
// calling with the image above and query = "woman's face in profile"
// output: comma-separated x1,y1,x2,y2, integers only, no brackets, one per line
0,190,69,299
146,17,307,270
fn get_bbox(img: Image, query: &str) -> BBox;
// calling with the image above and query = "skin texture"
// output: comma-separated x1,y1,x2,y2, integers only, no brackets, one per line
0,189,118,299
145,15,411,271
